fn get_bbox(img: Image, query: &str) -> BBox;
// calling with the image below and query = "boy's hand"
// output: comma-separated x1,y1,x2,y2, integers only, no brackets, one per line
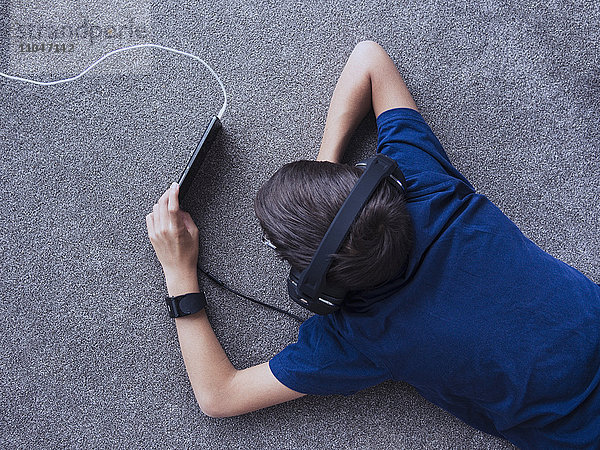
145,182,200,295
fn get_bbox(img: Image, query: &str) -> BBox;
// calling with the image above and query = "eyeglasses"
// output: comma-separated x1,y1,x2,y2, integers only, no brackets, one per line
261,232,277,250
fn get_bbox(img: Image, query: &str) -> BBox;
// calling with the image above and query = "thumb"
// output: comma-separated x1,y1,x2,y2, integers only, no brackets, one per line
180,211,199,236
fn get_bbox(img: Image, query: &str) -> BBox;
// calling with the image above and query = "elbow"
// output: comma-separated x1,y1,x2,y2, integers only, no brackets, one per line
355,39,381,49
196,393,235,419
352,40,387,65
191,369,239,418
350,40,385,76
199,406,224,419
353,40,384,57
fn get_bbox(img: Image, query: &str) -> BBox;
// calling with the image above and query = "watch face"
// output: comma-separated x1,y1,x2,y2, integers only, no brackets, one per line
166,292,206,318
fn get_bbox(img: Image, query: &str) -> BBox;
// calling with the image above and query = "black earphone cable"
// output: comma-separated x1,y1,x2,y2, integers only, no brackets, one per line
198,266,305,323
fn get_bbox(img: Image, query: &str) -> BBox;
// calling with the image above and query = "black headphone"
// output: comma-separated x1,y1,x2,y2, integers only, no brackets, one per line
286,154,408,315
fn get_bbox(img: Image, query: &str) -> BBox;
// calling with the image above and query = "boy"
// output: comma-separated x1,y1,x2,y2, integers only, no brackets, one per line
146,41,600,448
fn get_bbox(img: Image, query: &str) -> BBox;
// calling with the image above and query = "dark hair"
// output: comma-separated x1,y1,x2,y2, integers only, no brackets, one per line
254,160,413,290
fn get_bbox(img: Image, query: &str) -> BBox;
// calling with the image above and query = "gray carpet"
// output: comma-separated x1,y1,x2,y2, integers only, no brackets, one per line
1,0,598,448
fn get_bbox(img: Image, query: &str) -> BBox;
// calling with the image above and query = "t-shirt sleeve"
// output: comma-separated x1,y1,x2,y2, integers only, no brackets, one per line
269,315,390,396
376,107,475,195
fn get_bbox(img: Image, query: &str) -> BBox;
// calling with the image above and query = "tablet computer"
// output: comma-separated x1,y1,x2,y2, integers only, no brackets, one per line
178,115,222,200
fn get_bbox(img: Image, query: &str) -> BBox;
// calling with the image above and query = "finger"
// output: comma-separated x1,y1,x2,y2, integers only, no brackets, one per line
159,191,170,230
153,203,161,230
159,187,169,206
181,211,199,236
145,213,155,239
168,182,179,214
158,187,169,226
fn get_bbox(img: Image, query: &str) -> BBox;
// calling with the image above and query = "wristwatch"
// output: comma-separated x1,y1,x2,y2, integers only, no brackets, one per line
165,292,207,318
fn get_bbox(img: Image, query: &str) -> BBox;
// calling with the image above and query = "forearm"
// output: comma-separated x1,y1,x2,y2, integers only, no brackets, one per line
166,270,236,414
317,44,374,163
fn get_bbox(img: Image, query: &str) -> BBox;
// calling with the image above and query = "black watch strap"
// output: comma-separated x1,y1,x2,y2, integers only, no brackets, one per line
165,292,207,318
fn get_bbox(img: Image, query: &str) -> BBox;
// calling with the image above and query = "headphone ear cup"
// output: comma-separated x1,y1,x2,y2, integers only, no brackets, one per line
287,267,311,309
287,267,345,315
318,284,347,309
289,267,301,284
287,268,318,312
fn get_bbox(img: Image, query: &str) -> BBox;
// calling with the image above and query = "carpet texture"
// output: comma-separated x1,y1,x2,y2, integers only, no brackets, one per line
1,0,598,448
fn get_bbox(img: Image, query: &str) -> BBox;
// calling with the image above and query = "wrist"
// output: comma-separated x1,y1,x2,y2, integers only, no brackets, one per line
165,269,200,297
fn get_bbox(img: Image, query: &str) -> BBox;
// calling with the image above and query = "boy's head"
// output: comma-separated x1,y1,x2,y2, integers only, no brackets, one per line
254,160,413,291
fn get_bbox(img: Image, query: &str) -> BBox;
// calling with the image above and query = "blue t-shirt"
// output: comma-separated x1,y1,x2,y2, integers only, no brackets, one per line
269,107,600,448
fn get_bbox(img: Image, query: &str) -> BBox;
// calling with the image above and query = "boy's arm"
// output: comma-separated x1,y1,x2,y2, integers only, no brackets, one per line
173,309,305,417
146,183,305,418
317,40,418,163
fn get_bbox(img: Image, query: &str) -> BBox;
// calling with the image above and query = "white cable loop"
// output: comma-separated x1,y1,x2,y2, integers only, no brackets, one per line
0,43,228,119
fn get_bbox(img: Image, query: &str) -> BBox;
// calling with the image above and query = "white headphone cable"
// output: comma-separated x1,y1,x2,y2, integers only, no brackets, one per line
0,43,228,119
